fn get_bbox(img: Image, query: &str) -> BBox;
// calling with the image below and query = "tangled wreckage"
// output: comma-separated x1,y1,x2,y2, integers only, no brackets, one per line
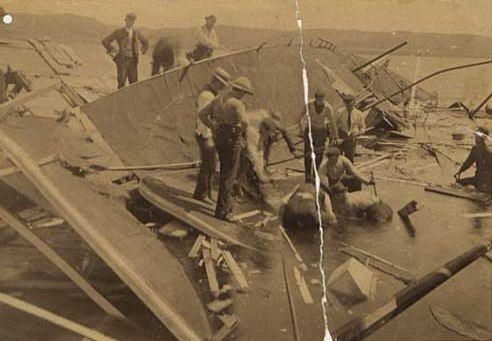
0,35,491,341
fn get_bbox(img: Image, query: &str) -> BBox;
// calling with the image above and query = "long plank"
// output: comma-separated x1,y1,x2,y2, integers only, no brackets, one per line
138,176,262,251
202,248,220,297
0,153,58,177
0,204,125,319
0,292,120,341
0,128,211,341
425,185,490,203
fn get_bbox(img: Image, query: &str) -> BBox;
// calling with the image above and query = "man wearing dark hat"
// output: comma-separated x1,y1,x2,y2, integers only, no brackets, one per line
193,67,232,203
319,146,373,194
102,13,149,89
335,93,366,162
199,76,254,222
454,127,492,193
188,15,219,61
299,89,338,183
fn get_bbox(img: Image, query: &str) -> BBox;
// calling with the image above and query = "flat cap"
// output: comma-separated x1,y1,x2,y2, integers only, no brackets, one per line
126,13,137,20
205,15,217,21
314,88,325,98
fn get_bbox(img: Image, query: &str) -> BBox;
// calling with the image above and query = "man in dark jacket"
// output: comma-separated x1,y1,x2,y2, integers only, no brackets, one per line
455,127,492,193
151,37,183,76
102,13,149,89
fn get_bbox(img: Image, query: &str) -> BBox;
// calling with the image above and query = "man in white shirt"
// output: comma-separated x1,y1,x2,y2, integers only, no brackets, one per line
188,15,220,61
335,93,366,163
193,67,232,203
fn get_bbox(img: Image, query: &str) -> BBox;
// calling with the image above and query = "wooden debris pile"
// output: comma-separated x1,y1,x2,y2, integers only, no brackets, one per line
187,234,246,341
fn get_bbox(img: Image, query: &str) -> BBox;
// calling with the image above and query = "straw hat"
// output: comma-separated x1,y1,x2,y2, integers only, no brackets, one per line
213,67,231,85
230,76,254,95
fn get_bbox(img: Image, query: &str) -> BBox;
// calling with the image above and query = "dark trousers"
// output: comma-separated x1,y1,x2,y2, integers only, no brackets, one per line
214,125,243,219
188,45,213,61
458,175,491,194
151,55,174,76
340,136,357,163
193,134,216,200
304,128,327,183
116,58,138,89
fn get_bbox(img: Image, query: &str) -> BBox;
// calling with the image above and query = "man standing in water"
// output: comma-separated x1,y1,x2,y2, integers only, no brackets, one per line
102,13,149,89
300,89,338,183
193,67,232,203
199,76,254,222
455,127,492,193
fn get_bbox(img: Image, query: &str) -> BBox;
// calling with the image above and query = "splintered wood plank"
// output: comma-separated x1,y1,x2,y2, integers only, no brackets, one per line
211,315,240,341
58,44,83,65
221,250,248,291
41,41,74,68
202,248,220,297
210,238,220,261
0,292,120,341
0,128,212,341
293,266,314,305
278,225,308,271
0,204,125,318
188,234,205,258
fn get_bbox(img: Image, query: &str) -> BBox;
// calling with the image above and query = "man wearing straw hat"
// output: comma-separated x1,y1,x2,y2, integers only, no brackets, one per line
199,76,254,222
193,67,232,203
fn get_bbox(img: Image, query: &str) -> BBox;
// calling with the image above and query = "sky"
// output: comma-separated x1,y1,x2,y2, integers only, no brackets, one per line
2,0,491,36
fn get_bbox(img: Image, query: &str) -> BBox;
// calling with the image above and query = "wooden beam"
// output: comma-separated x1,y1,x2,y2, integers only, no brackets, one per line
188,235,205,258
277,225,308,271
0,153,58,177
0,292,121,341
221,250,248,291
293,266,314,304
0,83,59,118
0,128,206,341
0,204,126,319
202,248,220,297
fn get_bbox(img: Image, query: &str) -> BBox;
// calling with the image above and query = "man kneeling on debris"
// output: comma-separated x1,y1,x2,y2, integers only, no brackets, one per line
319,146,374,193
282,183,337,229
454,127,492,194
0,63,32,104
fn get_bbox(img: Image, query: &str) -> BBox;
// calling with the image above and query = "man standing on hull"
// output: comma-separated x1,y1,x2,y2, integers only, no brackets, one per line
102,13,149,89
336,93,366,163
300,89,338,184
199,77,254,222
193,67,232,203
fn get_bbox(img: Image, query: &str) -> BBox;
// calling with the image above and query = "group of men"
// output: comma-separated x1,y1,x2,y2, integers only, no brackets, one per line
102,13,220,89
194,68,301,222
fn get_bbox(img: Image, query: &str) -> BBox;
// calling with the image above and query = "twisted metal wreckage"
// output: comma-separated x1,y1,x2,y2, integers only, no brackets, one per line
0,35,491,341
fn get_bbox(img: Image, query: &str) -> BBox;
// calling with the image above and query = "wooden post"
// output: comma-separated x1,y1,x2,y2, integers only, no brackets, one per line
0,292,121,341
0,204,126,319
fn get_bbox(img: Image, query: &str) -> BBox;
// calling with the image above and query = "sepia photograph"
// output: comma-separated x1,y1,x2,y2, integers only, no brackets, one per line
0,0,491,340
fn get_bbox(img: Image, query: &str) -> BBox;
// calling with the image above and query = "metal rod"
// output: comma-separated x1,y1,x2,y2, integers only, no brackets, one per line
352,41,408,73
468,90,492,119
363,59,492,111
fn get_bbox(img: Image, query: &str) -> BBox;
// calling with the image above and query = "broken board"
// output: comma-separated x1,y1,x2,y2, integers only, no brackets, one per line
0,124,213,341
138,175,267,251
425,185,491,204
